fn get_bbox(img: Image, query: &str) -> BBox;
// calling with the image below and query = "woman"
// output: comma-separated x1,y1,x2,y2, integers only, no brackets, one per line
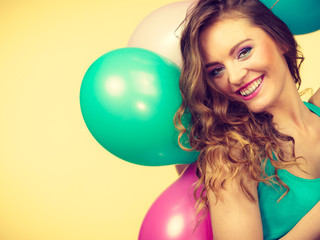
174,0,320,239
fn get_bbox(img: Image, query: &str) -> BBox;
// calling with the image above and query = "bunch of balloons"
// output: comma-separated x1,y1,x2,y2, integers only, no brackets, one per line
79,0,320,239
80,1,197,166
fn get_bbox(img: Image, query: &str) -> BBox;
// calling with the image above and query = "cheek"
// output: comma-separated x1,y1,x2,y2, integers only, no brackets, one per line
256,41,284,69
258,48,288,81
245,52,275,76
213,78,231,94
251,47,274,69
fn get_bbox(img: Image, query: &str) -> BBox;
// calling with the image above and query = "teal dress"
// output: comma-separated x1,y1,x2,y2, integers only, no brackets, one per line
258,102,320,240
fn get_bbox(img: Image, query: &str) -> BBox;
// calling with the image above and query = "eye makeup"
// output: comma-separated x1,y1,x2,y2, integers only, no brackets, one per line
237,46,252,60
208,65,225,78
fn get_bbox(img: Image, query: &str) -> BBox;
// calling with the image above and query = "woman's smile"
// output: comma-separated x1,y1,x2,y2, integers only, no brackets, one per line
236,74,264,100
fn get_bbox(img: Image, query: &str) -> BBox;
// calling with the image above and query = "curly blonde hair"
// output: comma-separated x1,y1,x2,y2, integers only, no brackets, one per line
174,0,304,215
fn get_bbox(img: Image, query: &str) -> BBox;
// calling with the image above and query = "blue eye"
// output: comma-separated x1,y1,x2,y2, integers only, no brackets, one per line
209,66,225,77
238,47,252,59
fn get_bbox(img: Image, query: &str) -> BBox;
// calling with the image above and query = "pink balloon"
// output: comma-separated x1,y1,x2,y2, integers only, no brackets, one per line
128,1,195,68
139,163,213,240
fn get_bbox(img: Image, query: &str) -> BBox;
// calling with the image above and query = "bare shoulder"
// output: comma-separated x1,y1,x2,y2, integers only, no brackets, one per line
206,162,263,240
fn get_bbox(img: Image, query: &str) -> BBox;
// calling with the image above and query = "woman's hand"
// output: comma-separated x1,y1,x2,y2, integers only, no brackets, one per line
309,88,320,107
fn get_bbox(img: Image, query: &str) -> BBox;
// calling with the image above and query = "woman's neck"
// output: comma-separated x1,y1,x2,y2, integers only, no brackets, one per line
267,83,311,135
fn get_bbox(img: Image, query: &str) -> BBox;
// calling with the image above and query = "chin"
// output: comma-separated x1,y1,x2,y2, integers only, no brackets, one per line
244,94,273,113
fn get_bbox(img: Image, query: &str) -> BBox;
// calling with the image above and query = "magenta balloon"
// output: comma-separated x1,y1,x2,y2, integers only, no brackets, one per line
139,164,213,240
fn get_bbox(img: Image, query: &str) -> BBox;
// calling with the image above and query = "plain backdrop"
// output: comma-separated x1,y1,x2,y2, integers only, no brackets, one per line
0,0,319,239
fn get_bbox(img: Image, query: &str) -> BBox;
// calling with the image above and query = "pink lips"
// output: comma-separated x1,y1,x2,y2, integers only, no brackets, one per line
236,75,264,101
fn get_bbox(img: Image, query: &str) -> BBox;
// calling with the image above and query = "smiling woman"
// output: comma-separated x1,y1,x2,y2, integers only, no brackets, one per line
0,0,319,239
174,0,320,239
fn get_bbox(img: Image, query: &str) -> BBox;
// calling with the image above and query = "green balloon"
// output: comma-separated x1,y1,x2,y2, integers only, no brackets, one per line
80,47,197,166
260,0,320,35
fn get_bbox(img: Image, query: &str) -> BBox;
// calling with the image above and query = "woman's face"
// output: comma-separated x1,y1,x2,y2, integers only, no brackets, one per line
199,16,293,113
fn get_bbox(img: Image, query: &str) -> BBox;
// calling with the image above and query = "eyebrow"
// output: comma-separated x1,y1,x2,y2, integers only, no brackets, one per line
205,38,252,68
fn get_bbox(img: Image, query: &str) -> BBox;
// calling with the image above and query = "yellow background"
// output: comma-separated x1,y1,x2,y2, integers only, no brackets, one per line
0,0,319,239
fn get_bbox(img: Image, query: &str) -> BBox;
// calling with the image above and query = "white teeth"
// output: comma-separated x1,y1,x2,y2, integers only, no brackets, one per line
239,77,262,97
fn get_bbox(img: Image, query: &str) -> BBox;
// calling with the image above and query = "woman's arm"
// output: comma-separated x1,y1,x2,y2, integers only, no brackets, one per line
207,164,320,240
207,168,264,240
309,88,320,107
208,184,264,240
280,201,320,240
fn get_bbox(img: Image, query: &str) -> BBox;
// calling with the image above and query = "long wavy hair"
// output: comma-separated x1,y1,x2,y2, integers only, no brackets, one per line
174,0,304,215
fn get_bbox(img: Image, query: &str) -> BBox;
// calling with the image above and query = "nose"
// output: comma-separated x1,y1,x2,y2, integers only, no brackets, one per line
227,63,247,86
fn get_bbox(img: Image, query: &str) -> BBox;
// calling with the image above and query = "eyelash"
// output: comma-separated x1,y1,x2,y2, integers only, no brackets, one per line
237,46,252,59
209,66,225,78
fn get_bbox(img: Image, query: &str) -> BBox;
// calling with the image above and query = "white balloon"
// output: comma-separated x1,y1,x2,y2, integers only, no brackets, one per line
128,1,195,68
